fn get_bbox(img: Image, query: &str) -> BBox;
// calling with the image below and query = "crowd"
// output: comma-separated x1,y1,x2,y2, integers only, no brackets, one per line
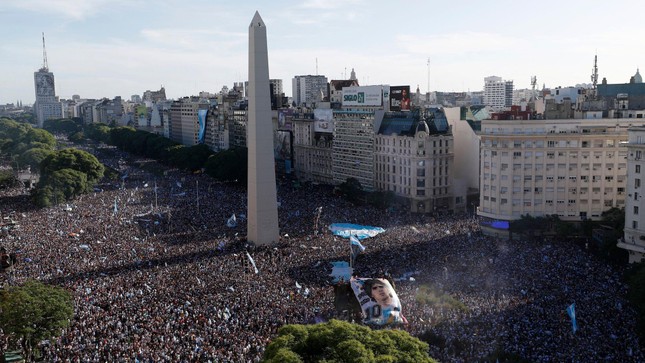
0,145,643,362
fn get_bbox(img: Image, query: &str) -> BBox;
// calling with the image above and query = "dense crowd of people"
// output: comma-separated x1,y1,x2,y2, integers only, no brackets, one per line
0,145,643,362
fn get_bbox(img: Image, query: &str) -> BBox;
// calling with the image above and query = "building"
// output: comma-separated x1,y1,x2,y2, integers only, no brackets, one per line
143,87,167,103
620,126,645,263
34,34,61,128
478,118,634,237
292,109,334,184
292,75,328,107
483,76,513,112
332,109,382,191
169,97,210,146
374,108,455,213
329,79,360,106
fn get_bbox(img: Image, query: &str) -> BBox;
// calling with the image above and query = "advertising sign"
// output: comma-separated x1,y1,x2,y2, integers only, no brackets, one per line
314,108,334,133
390,85,411,111
278,109,294,131
350,277,405,325
342,86,383,107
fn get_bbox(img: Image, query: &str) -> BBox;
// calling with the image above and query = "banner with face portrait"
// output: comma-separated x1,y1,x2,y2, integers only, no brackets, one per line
350,277,405,326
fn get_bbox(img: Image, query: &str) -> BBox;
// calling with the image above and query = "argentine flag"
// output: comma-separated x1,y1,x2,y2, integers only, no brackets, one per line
350,235,366,252
566,303,578,334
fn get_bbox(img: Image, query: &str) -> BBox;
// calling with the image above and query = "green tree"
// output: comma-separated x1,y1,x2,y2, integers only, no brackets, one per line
0,280,74,362
262,319,436,363
40,148,104,185
204,147,248,183
18,148,54,171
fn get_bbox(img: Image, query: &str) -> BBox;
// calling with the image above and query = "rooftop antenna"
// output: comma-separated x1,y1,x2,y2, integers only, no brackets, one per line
427,57,430,94
41,32,49,71
316,58,318,76
591,54,598,90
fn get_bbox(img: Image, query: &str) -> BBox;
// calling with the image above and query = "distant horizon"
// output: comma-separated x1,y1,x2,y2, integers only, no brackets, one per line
2,1,645,105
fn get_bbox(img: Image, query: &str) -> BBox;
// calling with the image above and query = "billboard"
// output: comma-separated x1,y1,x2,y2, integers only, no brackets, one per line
197,109,207,144
342,85,383,107
278,109,294,131
274,130,292,161
390,85,411,111
314,109,334,133
350,277,405,326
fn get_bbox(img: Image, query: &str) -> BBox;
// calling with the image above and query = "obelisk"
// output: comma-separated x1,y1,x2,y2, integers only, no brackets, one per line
247,11,280,245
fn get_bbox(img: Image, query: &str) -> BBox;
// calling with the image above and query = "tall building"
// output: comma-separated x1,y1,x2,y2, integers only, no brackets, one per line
478,118,633,237
374,108,455,213
247,12,279,245
620,126,645,263
34,33,61,128
169,97,210,146
292,75,328,107
483,76,513,112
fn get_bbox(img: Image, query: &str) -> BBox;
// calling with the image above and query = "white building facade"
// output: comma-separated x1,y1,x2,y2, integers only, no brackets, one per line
292,75,328,107
484,76,513,112
478,118,634,235
620,126,645,263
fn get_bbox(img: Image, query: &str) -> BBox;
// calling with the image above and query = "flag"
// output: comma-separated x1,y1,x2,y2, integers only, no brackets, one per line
227,214,237,228
566,303,578,334
246,251,259,274
113,198,118,215
350,235,366,252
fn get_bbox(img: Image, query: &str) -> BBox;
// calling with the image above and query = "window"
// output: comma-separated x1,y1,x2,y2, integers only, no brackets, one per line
637,165,641,173
633,221,638,229
635,206,639,215
637,179,641,188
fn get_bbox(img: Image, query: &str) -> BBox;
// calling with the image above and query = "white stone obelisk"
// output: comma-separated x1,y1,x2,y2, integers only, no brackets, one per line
247,11,279,245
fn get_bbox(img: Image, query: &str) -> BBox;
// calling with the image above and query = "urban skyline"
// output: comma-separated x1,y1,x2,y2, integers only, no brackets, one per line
2,0,645,105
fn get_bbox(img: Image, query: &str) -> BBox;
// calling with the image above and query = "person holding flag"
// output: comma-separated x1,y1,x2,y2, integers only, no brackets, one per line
349,235,366,267
566,303,578,334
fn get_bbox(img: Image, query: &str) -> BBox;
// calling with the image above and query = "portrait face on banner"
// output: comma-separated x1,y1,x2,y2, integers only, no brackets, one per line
350,277,405,325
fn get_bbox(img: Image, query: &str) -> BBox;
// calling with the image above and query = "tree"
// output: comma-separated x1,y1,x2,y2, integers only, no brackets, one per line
40,148,104,186
0,280,73,362
262,319,437,363
204,147,248,183
18,148,54,171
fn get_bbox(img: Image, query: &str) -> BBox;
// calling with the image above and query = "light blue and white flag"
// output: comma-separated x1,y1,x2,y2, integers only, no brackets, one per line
350,235,366,252
113,198,118,215
245,251,258,274
566,303,578,334
329,223,385,239
227,214,237,228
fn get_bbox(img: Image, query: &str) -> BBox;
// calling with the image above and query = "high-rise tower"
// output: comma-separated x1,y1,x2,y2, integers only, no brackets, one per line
34,32,61,127
247,12,279,245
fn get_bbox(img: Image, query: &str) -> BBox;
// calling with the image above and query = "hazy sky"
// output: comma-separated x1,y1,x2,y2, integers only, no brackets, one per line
2,0,645,105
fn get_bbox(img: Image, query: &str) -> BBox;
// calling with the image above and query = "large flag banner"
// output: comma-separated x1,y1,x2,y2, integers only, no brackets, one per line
329,223,385,239
350,277,405,326
566,303,578,334
329,261,353,283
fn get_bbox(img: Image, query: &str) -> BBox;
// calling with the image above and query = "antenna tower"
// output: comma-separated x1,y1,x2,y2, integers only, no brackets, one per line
591,54,598,90
41,32,49,71
530,76,537,101
427,57,430,94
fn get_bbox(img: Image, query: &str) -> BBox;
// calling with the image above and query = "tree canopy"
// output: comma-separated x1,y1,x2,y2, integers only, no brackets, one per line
204,147,248,183
0,280,74,362
262,319,436,363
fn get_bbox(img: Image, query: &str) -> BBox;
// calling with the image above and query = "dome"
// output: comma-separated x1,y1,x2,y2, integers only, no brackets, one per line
415,119,430,135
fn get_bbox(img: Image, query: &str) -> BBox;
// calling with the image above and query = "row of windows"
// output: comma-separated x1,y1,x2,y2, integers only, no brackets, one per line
482,174,625,183
483,186,625,194
483,138,622,148
483,198,622,207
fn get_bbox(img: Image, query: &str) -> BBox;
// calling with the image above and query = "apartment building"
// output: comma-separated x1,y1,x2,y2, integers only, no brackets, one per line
620,126,645,263
292,75,328,107
484,76,513,112
169,97,210,146
292,109,334,184
374,108,455,213
478,118,634,236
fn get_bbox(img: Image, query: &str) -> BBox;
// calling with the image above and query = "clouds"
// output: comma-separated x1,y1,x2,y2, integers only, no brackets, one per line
1,0,134,20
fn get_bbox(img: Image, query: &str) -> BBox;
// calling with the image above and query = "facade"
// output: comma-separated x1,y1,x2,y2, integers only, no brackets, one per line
34,68,62,127
142,87,167,103
374,108,455,213
329,79,360,105
478,118,634,235
332,110,382,191
292,110,334,184
292,75,328,107
620,126,645,263
169,97,209,146
483,76,513,112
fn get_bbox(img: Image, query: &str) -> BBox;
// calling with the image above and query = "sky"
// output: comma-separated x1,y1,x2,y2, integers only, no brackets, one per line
2,0,645,105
